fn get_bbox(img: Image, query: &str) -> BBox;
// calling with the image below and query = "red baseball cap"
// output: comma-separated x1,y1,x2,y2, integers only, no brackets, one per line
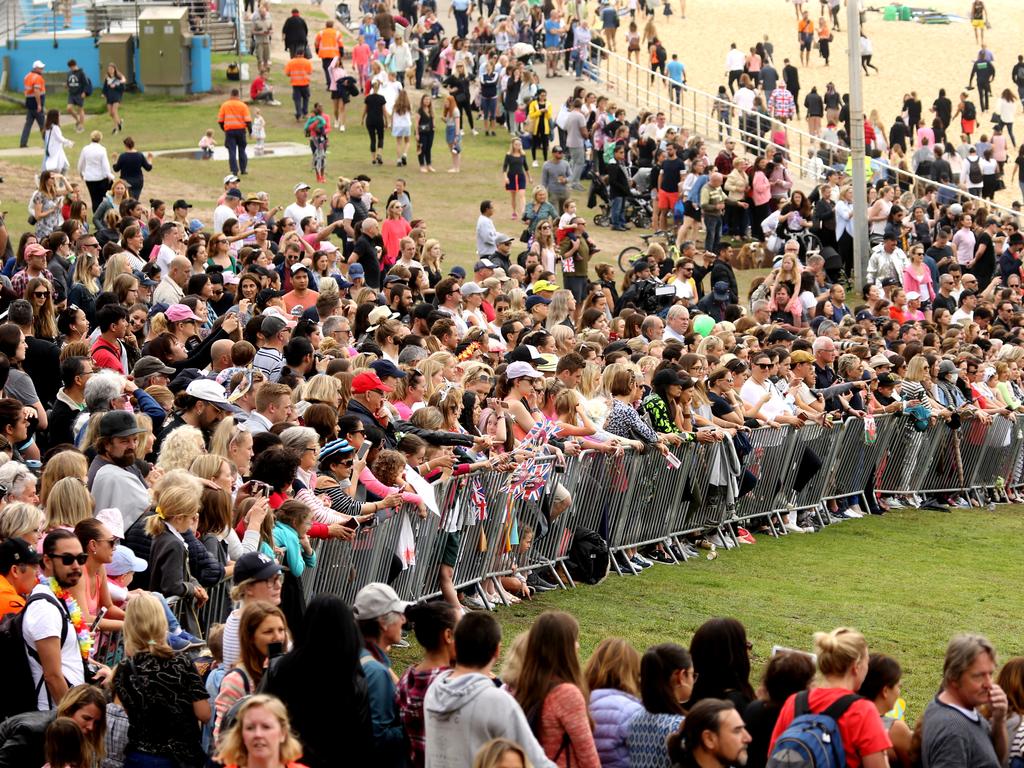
352,370,393,394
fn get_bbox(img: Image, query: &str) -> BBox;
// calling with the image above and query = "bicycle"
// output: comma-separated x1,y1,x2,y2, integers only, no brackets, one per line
617,230,676,272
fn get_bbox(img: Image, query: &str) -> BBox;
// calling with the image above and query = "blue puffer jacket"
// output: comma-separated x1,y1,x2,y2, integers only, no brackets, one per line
590,688,644,768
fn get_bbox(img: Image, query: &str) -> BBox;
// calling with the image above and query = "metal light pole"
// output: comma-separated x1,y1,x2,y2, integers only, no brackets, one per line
847,2,868,284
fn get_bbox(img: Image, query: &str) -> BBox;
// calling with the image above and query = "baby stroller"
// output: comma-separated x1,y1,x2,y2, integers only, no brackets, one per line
335,1,351,25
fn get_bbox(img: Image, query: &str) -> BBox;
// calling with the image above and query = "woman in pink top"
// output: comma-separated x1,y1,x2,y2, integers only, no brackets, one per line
389,369,426,420
902,244,935,307
515,611,601,768
952,213,977,268
916,120,935,149
380,200,412,267
749,156,773,242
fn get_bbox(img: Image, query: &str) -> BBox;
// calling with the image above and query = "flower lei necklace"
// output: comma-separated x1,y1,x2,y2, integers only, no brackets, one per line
46,577,93,661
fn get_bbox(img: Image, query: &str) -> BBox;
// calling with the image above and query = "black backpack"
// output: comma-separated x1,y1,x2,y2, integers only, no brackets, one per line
962,101,977,121
968,159,983,184
0,592,70,722
566,528,610,585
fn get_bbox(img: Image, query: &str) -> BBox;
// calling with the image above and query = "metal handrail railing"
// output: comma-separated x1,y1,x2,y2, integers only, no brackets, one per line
589,42,1019,219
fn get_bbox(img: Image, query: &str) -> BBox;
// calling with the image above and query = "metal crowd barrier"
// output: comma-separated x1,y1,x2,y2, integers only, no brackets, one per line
106,415,1024,647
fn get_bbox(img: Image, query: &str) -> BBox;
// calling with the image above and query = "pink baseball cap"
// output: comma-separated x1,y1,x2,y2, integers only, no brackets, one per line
165,304,201,323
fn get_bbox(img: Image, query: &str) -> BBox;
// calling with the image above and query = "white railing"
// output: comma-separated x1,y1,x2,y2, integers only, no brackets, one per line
588,43,1018,219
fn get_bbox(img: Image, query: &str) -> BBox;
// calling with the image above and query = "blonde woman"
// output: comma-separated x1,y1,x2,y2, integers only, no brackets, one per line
0,501,45,544
44,476,93,531
426,350,460,383
101,251,135,292
215,695,304,768
503,137,531,219
769,628,890,768
529,218,558,273
40,450,88,505
419,237,443,290
461,361,496,397
209,421,255,490
67,249,102,324
145,471,207,620
113,591,212,767
545,289,576,331
473,739,535,768
155,425,206,472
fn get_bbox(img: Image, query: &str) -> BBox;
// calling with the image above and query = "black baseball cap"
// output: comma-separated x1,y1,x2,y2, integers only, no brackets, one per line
0,537,42,571
232,552,282,584
173,199,192,210
99,411,145,438
370,359,407,380
652,368,685,389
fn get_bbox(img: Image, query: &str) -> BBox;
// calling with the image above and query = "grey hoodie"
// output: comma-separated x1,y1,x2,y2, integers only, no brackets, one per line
424,671,557,768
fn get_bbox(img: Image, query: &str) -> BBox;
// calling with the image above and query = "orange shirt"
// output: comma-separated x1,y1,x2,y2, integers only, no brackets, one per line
315,26,340,59
285,56,313,87
798,17,814,34
0,574,26,618
23,71,45,99
217,98,252,131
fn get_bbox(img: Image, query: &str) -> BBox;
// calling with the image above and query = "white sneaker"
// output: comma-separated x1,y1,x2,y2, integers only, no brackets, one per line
471,129,479,136
339,125,345,132
635,553,653,565
784,522,806,534
531,160,539,167
845,506,864,518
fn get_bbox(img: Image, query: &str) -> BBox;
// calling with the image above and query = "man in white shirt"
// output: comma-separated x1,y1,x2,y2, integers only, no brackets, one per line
246,382,295,433
725,43,746,93
284,182,318,226
866,234,908,286
213,188,243,234
475,200,508,258
154,222,184,277
152,256,190,306
662,304,690,344
23,529,99,710
951,289,977,325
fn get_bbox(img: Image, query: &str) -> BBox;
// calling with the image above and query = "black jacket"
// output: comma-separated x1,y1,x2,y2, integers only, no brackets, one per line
46,394,80,449
710,258,739,303
0,710,54,768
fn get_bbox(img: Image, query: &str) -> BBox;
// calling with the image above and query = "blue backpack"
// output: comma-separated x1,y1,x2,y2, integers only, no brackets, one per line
766,691,860,768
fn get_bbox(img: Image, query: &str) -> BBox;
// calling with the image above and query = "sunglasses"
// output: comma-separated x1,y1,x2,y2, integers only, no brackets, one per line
339,459,354,467
51,553,89,566
33,291,50,298
755,362,772,368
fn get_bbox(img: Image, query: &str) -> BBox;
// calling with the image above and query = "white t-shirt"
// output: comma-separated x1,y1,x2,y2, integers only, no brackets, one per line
213,203,238,234
156,244,178,278
733,87,755,113
726,48,746,71
22,584,85,710
741,378,789,422
284,202,319,227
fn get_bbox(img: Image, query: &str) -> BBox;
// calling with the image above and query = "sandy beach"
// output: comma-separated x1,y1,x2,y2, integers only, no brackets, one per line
623,0,1024,201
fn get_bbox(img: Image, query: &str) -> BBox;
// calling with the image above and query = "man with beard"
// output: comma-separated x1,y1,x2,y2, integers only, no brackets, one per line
153,378,237,453
88,411,150,532
23,529,111,709
670,699,752,768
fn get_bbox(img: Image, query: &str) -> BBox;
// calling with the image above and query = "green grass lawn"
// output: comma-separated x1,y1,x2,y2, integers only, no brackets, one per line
1,55,659,269
392,506,1024,723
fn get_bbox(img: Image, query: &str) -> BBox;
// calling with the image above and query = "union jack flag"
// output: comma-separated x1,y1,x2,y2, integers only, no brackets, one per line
470,478,488,520
521,419,561,447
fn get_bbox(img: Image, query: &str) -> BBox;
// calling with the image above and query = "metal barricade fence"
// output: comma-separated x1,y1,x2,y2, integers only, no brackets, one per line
734,427,798,526
215,415,1024,610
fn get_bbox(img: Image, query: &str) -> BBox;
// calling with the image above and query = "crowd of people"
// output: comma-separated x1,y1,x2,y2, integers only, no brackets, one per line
3,0,1024,766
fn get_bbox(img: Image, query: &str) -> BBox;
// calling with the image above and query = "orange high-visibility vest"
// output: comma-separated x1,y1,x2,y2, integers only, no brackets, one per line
285,56,313,87
24,71,45,99
218,98,252,131
315,26,340,59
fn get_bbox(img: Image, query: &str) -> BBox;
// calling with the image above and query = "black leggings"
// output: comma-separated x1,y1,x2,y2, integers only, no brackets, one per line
531,131,549,161
418,131,434,166
367,122,384,153
456,97,474,130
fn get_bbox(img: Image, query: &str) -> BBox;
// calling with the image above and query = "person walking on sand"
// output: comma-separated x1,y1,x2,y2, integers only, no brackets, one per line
970,0,988,45
860,32,878,76
797,11,814,68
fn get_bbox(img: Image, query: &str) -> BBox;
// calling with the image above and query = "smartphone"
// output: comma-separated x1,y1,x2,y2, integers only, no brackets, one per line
267,642,284,659
356,440,372,461
249,481,271,498
90,606,108,632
